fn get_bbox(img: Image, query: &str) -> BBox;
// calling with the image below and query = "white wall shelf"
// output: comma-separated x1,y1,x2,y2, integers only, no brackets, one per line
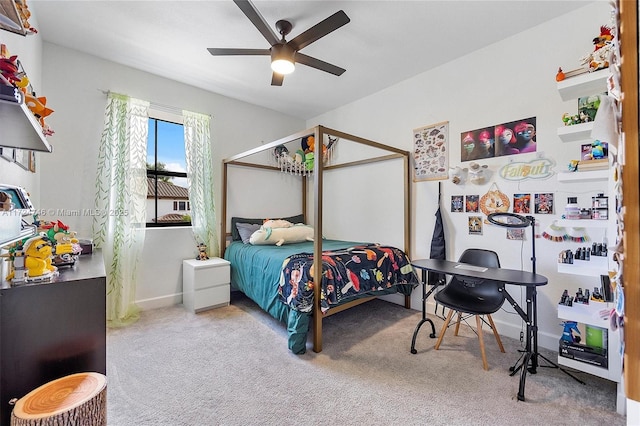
0,0,29,36
0,96,53,153
557,256,608,276
557,170,608,183
557,70,609,101
556,218,610,228
557,122,594,142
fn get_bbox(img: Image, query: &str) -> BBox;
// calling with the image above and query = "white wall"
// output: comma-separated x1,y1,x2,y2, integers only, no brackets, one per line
307,2,612,352
38,43,304,308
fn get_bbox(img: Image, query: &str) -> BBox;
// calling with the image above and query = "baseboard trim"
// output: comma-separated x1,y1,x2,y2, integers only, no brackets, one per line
136,293,183,311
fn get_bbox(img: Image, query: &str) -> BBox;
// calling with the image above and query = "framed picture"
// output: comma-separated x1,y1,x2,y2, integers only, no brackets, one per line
534,193,554,214
412,121,449,182
0,147,15,162
513,193,531,214
465,195,479,213
578,93,606,122
451,195,464,212
14,149,30,170
468,216,483,235
28,150,36,173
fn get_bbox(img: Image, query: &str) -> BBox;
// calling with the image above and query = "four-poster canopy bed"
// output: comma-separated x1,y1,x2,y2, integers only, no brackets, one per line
221,125,418,353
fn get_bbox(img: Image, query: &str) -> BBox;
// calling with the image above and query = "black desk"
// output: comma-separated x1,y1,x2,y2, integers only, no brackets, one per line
0,252,106,426
410,258,548,402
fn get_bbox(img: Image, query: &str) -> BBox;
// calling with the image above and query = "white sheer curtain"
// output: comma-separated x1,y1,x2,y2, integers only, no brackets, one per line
183,110,219,257
93,92,149,327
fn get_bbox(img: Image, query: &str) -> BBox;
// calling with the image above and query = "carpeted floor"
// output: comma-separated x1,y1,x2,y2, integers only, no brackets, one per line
106,292,626,425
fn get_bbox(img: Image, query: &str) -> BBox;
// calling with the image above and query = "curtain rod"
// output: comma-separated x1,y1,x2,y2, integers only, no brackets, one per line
98,89,212,118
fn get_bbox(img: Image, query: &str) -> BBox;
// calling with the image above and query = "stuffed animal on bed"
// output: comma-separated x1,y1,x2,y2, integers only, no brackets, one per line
249,223,314,246
262,219,294,229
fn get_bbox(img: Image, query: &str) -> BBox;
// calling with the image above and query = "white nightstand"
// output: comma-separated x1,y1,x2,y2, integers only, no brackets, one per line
182,257,230,313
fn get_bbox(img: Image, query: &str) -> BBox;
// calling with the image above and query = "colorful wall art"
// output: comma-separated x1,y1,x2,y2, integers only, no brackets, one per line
461,116,537,161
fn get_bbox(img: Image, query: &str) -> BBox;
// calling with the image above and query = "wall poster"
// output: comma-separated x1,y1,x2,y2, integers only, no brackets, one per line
461,116,537,162
413,121,449,182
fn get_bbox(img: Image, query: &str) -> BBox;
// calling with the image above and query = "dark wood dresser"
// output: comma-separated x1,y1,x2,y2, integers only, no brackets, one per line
0,251,106,425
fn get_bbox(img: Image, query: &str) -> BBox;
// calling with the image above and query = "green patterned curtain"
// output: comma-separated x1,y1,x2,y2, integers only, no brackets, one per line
93,93,149,327
183,110,219,257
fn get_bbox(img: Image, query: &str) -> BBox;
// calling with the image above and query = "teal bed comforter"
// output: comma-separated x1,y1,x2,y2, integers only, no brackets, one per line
224,239,417,354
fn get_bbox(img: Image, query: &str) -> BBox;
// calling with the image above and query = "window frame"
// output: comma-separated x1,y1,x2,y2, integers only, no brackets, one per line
146,115,191,228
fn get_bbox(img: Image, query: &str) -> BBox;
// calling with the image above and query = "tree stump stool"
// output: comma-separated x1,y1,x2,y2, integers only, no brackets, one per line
11,372,106,426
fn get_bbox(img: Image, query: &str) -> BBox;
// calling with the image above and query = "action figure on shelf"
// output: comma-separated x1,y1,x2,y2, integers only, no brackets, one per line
4,234,58,284
580,25,614,71
196,243,209,261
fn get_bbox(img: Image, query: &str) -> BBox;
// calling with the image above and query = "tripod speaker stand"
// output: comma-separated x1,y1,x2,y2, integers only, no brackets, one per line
487,212,584,400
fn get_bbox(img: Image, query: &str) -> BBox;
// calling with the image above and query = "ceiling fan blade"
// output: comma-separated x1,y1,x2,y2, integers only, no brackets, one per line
271,73,284,86
296,53,346,76
233,0,280,46
288,10,350,51
207,48,270,56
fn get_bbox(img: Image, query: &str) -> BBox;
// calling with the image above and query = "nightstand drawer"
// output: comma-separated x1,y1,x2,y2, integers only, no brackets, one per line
192,284,230,312
183,258,230,290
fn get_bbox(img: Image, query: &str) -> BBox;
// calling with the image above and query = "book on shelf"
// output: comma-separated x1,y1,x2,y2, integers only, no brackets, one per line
578,159,608,171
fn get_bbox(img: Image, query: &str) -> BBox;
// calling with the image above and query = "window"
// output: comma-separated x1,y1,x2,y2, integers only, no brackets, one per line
173,201,190,211
146,116,191,227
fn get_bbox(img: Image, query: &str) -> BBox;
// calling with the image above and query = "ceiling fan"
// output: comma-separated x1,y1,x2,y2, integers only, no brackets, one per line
207,0,350,86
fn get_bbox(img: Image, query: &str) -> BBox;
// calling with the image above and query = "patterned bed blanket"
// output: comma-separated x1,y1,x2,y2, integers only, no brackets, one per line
278,244,418,313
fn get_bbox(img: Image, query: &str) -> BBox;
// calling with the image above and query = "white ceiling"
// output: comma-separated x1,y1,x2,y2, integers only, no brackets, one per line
30,1,592,120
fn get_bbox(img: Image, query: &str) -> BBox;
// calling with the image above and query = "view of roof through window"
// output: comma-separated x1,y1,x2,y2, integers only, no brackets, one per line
146,118,190,226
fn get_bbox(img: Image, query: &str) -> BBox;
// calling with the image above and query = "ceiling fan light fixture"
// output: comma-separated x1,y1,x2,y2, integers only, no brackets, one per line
271,59,295,74
271,44,295,75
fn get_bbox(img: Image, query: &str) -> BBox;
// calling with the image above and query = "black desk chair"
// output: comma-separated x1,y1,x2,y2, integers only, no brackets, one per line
433,249,506,370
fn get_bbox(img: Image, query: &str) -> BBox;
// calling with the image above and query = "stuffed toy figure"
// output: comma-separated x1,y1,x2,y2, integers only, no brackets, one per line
250,223,314,246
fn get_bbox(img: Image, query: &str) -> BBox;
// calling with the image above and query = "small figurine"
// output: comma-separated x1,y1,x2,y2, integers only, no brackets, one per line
0,191,12,210
5,234,58,283
580,25,614,71
556,67,566,82
591,140,606,159
559,289,574,306
196,242,208,261
591,287,604,302
468,162,488,185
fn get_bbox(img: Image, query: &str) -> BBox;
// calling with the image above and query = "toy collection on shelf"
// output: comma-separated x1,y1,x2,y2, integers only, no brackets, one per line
0,42,54,137
0,0,38,35
1,218,81,284
556,25,614,83
273,135,337,176
556,25,614,175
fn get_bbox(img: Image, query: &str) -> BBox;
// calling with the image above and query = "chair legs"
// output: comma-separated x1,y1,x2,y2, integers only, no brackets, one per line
487,314,506,353
434,309,454,350
454,311,462,336
476,315,489,370
434,310,504,371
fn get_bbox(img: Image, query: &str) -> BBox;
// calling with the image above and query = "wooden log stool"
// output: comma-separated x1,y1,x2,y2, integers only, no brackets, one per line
11,372,106,426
